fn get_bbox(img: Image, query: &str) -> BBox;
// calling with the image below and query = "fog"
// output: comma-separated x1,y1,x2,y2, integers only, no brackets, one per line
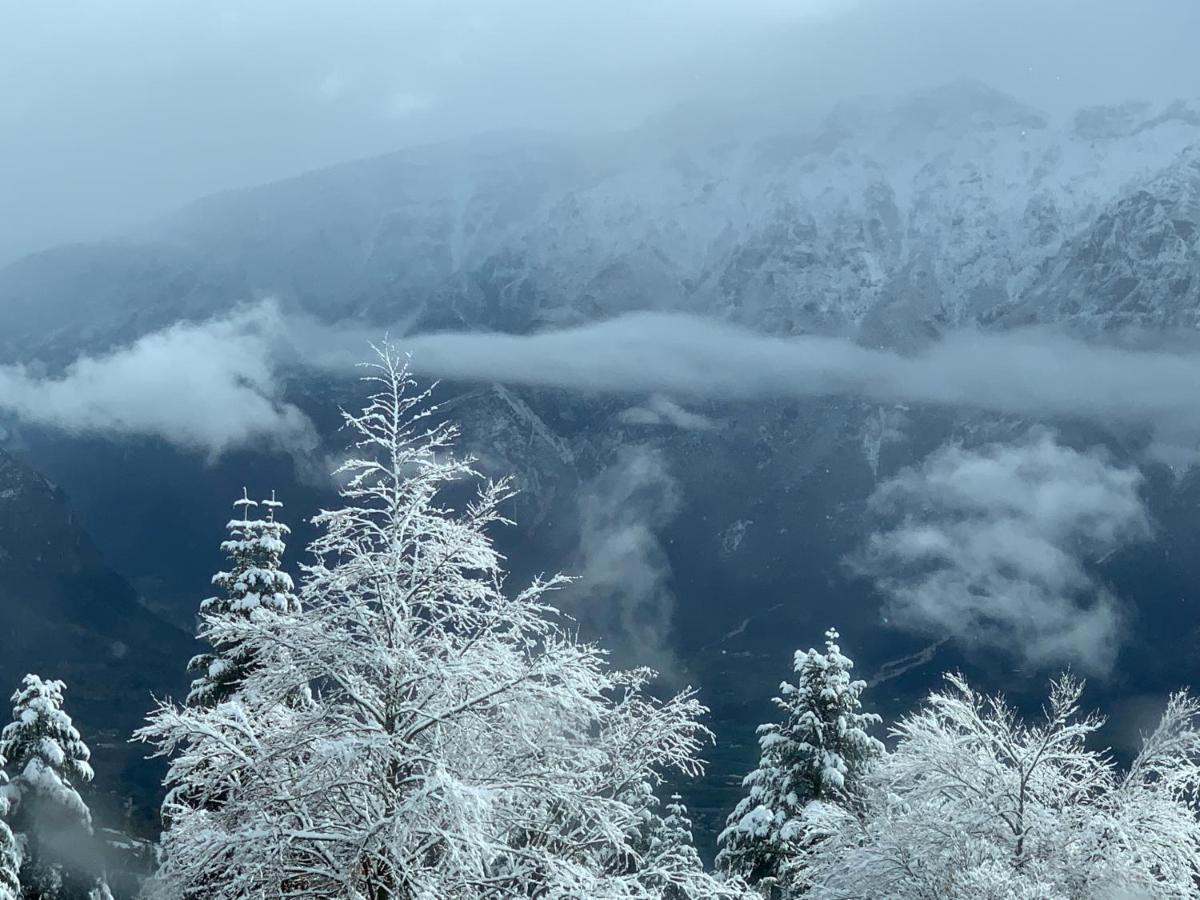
9,5,1200,879
852,433,1150,675
0,303,314,456
12,302,1200,477
5,0,1200,263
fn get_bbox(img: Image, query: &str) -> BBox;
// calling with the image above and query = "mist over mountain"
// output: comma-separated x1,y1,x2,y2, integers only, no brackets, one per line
9,81,1200,364
6,78,1200,871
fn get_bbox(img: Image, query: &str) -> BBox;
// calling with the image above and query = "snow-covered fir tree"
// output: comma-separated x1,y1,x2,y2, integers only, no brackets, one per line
187,488,299,708
173,491,302,900
638,793,712,900
0,769,19,900
796,672,1200,898
717,628,882,895
140,345,755,900
0,676,110,900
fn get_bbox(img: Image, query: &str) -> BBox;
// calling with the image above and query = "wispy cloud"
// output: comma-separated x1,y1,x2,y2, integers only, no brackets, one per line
0,303,314,456
10,304,1200,466
617,395,717,431
850,432,1151,674
386,90,435,119
562,446,684,679
395,314,1200,464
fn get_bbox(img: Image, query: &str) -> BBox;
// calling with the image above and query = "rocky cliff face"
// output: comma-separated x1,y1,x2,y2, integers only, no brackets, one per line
0,447,191,830
5,81,1200,849
5,82,1200,361
6,79,1200,689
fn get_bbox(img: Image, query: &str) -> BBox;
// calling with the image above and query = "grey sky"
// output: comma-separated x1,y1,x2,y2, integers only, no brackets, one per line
3,0,1199,262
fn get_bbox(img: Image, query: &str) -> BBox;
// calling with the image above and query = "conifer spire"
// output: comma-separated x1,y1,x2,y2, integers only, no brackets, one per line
718,628,883,893
187,489,298,708
0,675,102,899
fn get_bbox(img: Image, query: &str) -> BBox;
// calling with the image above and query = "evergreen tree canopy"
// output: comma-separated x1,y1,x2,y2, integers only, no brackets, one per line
0,676,106,900
187,489,298,708
717,628,882,892
0,768,19,900
0,676,93,825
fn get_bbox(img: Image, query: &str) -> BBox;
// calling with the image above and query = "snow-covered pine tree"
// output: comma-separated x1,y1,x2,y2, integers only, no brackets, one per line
717,628,882,895
187,488,298,708
0,676,104,900
172,491,300,898
639,793,714,900
140,345,753,900
0,770,19,900
660,795,701,867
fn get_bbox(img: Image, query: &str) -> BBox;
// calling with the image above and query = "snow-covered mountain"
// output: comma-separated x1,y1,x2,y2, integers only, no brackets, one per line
6,81,1200,848
0,447,190,830
7,76,1200,702
5,81,1200,365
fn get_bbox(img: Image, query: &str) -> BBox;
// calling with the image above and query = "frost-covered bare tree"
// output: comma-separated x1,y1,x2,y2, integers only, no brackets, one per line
140,346,752,900
795,672,1200,899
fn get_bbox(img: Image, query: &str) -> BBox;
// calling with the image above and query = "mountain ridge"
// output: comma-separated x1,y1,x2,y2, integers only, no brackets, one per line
5,82,1200,364
0,446,192,830
5,81,1200,850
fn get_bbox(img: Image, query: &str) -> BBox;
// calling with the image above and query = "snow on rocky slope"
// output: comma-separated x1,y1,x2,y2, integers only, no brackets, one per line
5,81,1200,849
4,81,1200,361
6,80,1200,654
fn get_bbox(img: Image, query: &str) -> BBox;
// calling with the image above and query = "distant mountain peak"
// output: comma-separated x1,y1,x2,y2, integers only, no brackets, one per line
3,80,1200,359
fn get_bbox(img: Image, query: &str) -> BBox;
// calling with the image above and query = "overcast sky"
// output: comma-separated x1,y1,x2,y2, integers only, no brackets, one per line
3,0,1199,263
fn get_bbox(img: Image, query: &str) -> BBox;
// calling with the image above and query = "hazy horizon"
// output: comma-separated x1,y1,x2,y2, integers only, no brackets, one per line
5,0,1200,264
